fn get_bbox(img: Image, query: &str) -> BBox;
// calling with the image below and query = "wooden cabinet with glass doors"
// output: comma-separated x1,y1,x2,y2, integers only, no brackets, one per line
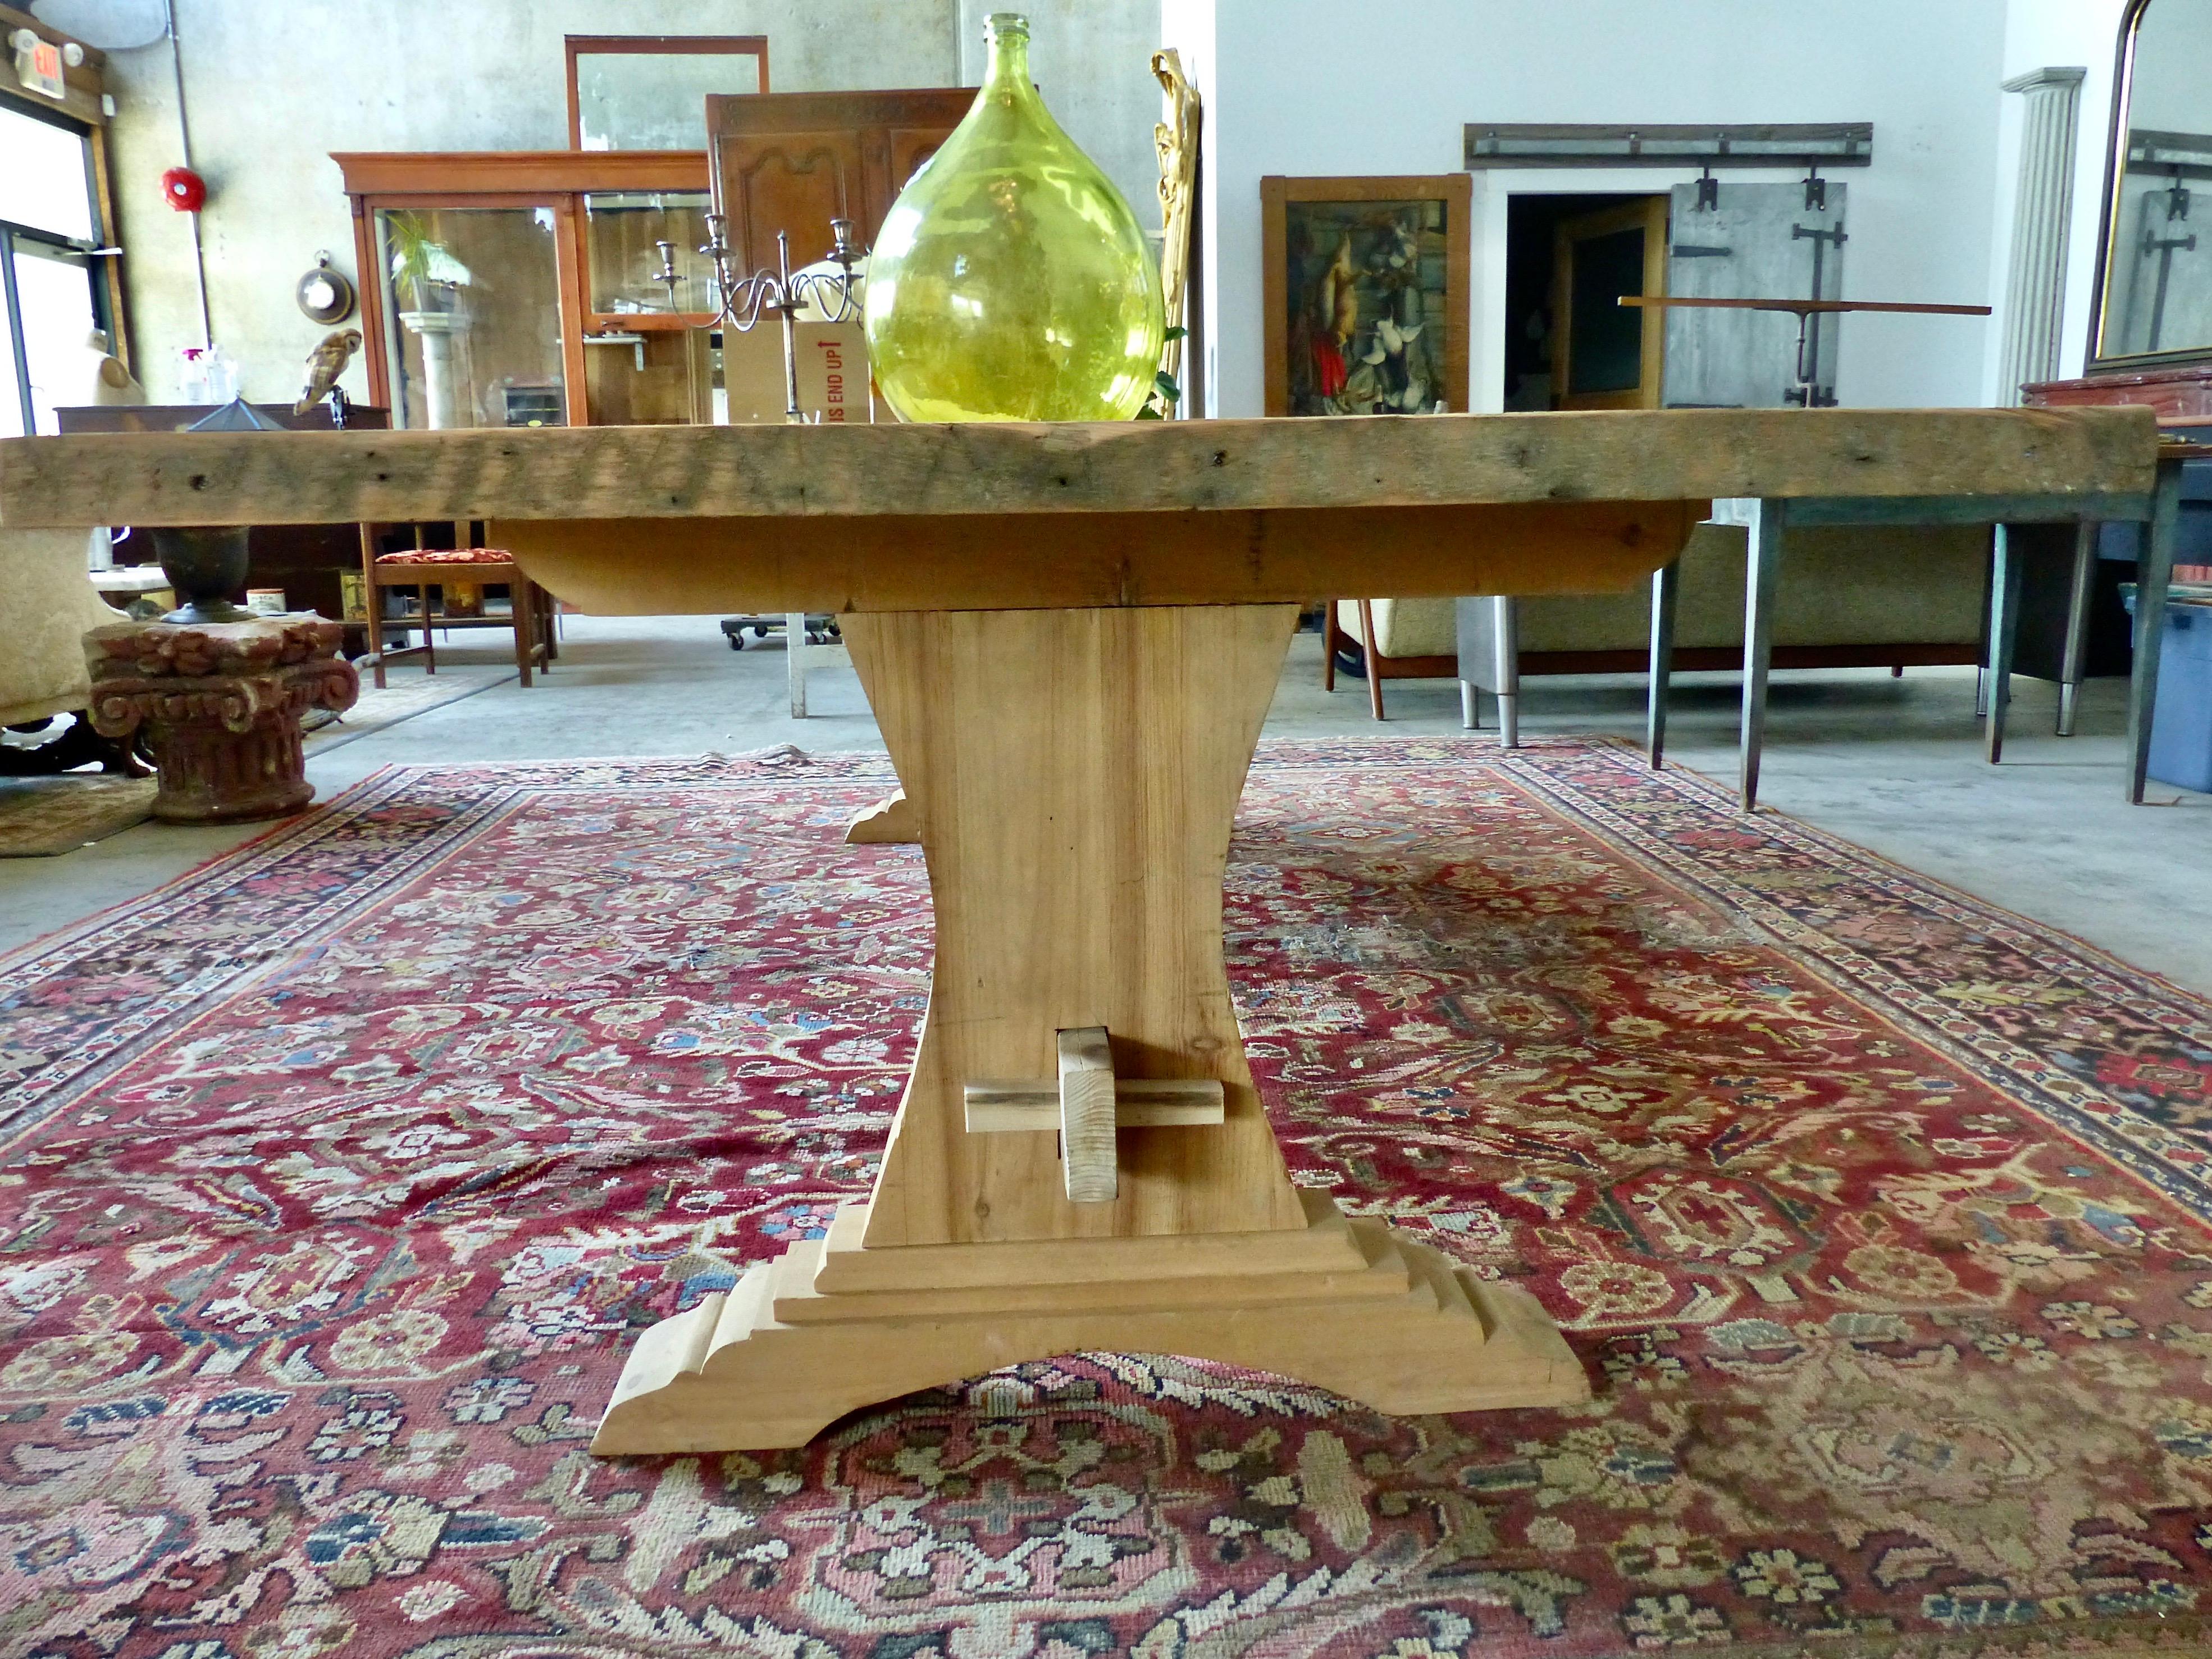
336,151,718,430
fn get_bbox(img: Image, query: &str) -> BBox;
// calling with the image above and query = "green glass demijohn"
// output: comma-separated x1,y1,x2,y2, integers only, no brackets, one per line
863,12,1166,422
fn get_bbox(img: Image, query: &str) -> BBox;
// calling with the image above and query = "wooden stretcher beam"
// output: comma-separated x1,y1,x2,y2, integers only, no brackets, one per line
963,1076,1226,1131
490,502,1701,613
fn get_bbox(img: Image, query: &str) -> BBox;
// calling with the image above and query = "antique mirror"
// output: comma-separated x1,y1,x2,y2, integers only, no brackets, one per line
2093,0,2212,365
566,37,769,152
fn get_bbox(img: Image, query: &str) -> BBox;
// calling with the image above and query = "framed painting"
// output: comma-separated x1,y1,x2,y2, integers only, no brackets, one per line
1261,174,1471,417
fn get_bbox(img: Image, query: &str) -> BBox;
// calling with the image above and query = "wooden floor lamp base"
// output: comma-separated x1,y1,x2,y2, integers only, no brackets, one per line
592,1192,1588,1453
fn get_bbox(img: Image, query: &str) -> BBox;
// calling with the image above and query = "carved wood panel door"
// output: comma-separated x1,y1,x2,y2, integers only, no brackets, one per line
709,89,973,271
878,126,957,225
719,130,868,272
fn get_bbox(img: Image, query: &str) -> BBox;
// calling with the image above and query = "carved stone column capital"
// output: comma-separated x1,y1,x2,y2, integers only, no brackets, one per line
83,616,359,824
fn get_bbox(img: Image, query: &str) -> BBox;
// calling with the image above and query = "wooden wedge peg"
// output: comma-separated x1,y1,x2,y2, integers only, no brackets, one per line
1057,1027,1120,1203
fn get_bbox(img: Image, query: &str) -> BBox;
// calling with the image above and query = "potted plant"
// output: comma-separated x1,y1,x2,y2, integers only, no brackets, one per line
385,212,475,429
386,212,466,316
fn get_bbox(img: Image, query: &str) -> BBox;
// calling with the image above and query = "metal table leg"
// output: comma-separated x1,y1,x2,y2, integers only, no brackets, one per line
1647,558,1679,768
1738,499,1782,810
2057,520,2096,736
1985,525,2022,764
1974,527,1992,721
1492,595,1521,749
788,611,809,719
2127,460,2183,803
1460,678,1480,729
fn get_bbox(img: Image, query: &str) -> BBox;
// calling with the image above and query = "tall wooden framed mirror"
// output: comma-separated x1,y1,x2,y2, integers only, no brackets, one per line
2090,0,2212,367
566,36,769,153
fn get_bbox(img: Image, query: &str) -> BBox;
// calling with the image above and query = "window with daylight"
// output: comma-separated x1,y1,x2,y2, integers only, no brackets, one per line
0,97,113,435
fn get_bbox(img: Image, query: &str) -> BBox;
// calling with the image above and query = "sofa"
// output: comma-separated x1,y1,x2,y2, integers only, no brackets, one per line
2,528,126,729
1330,519,1991,718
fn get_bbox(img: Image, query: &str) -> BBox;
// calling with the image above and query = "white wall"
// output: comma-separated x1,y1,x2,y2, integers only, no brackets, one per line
99,0,1162,404
1170,0,2017,417
1987,0,2127,394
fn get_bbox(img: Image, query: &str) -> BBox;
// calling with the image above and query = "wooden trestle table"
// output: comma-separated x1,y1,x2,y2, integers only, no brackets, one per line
0,406,2159,1452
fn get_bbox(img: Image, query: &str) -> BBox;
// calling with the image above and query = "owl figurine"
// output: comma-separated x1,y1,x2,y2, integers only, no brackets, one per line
294,329,362,416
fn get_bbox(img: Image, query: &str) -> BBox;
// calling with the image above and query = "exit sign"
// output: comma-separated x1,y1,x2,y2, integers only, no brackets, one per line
13,36,65,100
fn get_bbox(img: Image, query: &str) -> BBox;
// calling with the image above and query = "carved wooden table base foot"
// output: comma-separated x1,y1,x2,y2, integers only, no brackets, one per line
592,1193,1588,1453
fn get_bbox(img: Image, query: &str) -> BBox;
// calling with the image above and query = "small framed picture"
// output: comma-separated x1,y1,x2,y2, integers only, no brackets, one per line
1261,174,1472,418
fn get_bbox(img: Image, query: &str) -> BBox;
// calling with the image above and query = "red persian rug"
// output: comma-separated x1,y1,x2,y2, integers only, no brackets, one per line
4,738,2212,1659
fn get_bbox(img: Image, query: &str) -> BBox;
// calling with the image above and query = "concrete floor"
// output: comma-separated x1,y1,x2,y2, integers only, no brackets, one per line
6,614,2209,992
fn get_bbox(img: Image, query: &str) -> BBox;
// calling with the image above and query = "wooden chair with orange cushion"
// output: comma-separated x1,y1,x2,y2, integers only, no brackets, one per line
359,522,555,688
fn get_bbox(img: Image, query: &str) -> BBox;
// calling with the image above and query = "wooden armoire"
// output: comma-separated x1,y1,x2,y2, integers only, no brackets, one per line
706,89,974,270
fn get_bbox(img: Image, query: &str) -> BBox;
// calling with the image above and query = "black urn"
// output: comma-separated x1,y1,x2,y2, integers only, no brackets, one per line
151,526,254,625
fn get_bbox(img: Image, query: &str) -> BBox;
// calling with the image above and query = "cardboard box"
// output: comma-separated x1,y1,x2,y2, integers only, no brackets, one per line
722,321,879,425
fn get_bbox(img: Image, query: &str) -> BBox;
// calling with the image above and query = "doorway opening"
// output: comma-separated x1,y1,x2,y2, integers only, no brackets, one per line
1502,192,1668,411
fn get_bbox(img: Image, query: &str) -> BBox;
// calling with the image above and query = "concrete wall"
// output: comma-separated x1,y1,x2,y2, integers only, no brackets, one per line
100,0,1163,404
956,0,1167,240
1168,0,2019,417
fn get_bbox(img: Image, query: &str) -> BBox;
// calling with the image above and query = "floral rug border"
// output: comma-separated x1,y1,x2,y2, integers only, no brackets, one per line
1480,739,2212,1222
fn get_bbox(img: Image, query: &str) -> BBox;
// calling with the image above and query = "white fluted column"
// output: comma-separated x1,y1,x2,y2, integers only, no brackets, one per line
400,311,470,430
1997,66,2088,402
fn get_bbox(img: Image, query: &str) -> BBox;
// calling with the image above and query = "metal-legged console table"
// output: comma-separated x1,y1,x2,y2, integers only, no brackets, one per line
1638,451,2184,809
1977,441,2209,780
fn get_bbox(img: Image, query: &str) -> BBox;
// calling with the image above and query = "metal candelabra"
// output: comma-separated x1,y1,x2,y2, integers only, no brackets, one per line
677,216,868,423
